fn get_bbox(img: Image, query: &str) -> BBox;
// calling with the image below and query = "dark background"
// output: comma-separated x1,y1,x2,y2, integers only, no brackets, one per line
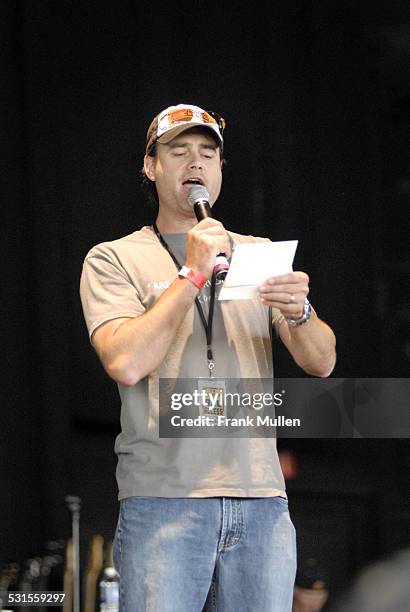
2,0,410,603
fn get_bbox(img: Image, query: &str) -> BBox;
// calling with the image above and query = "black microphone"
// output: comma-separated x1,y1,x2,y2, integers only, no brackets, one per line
187,185,230,279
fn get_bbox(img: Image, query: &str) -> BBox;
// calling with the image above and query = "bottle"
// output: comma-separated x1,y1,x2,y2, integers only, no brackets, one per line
99,567,119,611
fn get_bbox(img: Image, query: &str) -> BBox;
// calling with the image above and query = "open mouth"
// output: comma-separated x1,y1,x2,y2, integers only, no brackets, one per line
182,178,204,186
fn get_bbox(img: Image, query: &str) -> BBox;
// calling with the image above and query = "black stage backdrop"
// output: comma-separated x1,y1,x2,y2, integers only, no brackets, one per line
2,0,410,598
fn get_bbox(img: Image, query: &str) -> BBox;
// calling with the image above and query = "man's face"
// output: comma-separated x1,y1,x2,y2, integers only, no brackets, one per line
144,128,223,218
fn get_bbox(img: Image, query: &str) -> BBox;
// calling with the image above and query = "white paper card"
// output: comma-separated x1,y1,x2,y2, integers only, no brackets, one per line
218,240,298,301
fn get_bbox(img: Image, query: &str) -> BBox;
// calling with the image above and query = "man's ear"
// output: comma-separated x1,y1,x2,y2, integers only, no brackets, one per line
144,154,156,181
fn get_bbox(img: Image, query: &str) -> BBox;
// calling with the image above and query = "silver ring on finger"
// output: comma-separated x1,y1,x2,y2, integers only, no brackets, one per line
289,293,295,304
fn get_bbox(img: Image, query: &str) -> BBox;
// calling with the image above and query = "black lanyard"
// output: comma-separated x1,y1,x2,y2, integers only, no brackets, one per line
152,223,217,377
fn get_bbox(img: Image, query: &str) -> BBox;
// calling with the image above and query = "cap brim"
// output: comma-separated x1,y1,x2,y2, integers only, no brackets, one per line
157,123,223,145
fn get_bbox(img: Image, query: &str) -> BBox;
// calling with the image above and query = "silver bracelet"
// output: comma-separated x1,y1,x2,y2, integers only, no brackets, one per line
286,298,312,327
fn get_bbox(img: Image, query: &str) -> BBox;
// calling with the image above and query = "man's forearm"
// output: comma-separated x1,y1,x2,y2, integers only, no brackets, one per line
279,312,336,377
94,218,232,386
102,278,199,385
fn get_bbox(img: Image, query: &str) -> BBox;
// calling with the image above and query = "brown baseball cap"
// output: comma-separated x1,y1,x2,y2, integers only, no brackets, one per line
146,104,225,153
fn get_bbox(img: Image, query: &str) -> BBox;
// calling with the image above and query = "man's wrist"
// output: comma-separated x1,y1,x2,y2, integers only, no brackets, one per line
178,266,207,289
285,298,312,327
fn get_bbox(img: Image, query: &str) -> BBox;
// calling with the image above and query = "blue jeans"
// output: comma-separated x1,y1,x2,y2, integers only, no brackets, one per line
113,496,296,612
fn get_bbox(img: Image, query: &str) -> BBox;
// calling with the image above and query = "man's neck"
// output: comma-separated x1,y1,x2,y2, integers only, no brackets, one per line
155,209,197,234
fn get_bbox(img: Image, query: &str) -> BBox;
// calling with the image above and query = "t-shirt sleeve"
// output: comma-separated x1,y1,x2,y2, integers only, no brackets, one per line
80,246,145,342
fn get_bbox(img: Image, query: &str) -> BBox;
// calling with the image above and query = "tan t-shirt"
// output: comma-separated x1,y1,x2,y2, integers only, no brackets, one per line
80,226,286,499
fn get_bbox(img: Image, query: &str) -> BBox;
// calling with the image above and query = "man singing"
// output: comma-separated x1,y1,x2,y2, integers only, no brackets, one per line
80,103,336,611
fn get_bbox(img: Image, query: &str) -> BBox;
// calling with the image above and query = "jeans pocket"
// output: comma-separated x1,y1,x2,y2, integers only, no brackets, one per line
274,495,289,506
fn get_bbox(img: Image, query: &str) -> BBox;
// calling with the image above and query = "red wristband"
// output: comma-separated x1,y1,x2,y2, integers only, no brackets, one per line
178,265,207,289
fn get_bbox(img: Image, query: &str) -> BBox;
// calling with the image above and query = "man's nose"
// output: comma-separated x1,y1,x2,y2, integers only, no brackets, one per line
188,151,203,168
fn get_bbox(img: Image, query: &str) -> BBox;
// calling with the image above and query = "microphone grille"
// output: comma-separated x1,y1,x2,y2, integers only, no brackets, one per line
187,185,209,207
